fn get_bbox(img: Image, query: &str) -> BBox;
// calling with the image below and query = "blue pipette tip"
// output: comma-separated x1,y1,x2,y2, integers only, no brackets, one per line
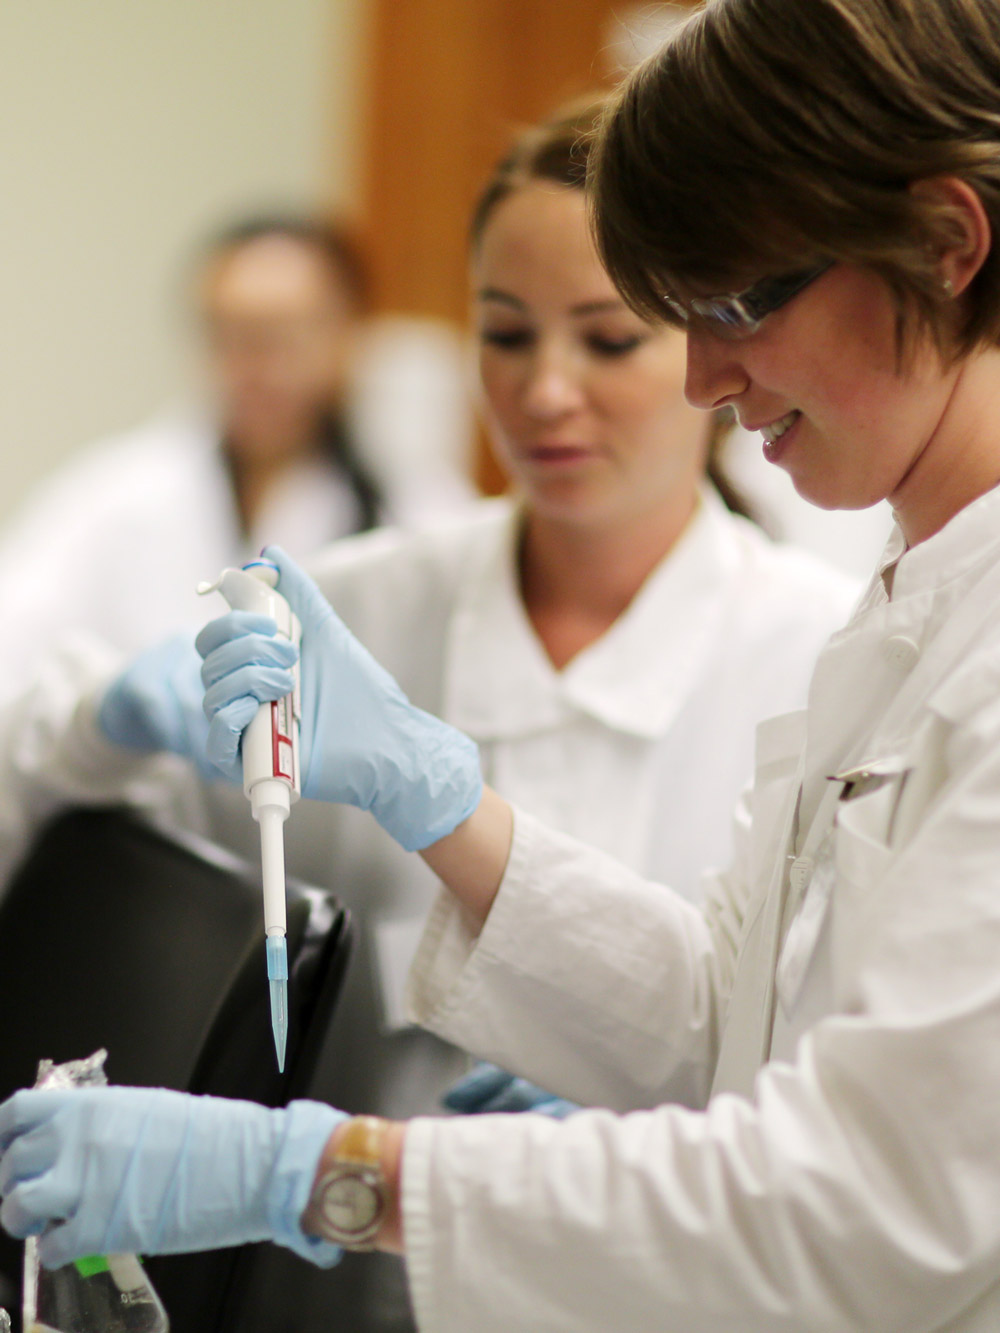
266,936,289,1074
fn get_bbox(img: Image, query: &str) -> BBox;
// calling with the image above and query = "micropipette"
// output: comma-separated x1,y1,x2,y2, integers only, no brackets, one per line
198,559,301,1072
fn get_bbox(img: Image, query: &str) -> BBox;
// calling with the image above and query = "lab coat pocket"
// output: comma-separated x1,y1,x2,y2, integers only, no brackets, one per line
834,770,906,884
829,772,905,989
776,764,905,1016
834,807,893,890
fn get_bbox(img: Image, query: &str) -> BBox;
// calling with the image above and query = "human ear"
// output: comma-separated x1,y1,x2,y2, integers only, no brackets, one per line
910,175,992,297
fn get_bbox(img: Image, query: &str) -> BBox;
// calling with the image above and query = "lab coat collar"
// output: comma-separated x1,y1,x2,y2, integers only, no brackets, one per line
796,481,1000,836
890,480,1000,604
443,488,738,740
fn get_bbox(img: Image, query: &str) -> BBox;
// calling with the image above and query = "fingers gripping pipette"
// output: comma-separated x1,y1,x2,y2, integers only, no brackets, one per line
198,559,301,1072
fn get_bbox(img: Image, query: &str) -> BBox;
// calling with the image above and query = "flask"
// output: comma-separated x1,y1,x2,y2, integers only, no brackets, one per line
21,1051,169,1333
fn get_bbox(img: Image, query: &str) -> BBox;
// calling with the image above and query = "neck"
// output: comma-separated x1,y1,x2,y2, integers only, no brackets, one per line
520,487,700,670
225,427,321,534
892,348,1000,546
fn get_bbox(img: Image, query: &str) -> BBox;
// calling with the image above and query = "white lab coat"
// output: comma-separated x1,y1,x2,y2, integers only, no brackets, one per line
0,318,478,705
0,485,857,1052
0,413,366,704
403,480,1000,1332
0,490,855,1330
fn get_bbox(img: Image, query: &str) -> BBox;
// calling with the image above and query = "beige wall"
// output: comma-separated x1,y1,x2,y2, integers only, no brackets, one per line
0,0,369,520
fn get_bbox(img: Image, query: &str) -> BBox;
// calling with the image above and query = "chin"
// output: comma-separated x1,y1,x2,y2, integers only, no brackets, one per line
789,469,889,514
523,476,603,516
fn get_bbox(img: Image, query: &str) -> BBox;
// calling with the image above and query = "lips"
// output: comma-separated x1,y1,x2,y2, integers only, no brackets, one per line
524,443,596,464
758,410,803,465
759,410,801,445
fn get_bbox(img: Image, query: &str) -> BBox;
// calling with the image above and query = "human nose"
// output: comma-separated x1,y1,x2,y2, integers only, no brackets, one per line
684,329,750,411
520,343,586,421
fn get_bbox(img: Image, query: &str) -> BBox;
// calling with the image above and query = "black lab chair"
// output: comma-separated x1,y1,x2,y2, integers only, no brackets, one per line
0,806,352,1333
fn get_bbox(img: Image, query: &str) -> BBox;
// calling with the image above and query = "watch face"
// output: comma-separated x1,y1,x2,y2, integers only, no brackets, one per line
321,1172,382,1235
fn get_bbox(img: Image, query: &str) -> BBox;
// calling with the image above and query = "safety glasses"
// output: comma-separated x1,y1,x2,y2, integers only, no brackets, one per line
667,260,834,338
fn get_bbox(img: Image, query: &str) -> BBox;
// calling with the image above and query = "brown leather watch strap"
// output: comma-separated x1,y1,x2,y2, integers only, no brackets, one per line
333,1115,388,1168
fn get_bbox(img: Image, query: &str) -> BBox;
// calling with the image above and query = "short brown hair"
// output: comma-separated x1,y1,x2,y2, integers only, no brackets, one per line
590,0,1000,356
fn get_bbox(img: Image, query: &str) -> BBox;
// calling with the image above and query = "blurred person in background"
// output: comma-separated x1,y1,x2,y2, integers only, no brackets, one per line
0,97,857,1331
0,215,474,701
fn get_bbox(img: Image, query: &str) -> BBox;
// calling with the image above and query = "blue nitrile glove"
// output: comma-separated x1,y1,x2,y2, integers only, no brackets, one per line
443,1062,577,1118
98,634,219,781
196,545,483,852
0,1087,345,1269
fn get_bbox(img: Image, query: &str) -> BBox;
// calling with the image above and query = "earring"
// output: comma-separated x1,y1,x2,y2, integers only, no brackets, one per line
942,277,955,298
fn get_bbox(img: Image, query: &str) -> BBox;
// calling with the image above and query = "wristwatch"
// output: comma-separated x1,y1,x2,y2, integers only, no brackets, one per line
307,1115,390,1250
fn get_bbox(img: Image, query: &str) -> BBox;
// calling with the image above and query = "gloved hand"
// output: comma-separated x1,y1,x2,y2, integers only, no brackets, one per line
98,634,219,781
0,1086,345,1269
197,545,483,852
443,1063,577,1118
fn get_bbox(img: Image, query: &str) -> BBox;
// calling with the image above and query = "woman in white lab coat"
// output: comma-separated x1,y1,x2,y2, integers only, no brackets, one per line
239,3,1000,1324
0,216,474,703
0,99,853,1330
0,97,857,1328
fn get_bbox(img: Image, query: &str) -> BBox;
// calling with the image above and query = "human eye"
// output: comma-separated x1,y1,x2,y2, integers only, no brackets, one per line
586,332,645,358
479,326,534,351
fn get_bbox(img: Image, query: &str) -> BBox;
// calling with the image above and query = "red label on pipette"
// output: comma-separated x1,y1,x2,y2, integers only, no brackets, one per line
271,699,295,781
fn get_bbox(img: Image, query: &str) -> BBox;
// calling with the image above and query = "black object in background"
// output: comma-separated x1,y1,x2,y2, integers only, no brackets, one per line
0,807,351,1333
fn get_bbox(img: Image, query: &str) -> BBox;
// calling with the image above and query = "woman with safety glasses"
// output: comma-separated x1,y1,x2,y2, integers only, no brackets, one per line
7,0,1000,1329
667,261,835,338
0,94,855,1333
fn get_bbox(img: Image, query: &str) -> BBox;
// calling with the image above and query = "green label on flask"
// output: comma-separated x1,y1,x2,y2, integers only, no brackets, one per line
73,1255,110,1278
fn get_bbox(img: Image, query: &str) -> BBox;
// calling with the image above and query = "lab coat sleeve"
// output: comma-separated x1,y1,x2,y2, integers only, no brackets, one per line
0,635,203,892
400,694,1000,1332
408,793,754,1114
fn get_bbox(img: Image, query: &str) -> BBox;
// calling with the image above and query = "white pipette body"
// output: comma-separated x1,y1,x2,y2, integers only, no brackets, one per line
198,559,301,1071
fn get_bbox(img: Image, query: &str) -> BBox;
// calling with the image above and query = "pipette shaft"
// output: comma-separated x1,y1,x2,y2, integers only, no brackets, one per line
199,561,301,1073
256,789,290,1071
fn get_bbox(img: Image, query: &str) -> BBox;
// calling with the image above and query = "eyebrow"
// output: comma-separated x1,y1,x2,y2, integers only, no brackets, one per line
477,288,627,317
